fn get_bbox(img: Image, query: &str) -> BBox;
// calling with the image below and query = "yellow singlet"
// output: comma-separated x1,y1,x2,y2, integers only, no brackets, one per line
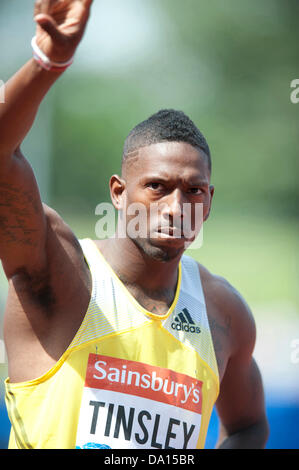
5,239,219,449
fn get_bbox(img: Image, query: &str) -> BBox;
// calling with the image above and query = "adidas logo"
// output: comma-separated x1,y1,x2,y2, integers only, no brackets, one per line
171,308,201,334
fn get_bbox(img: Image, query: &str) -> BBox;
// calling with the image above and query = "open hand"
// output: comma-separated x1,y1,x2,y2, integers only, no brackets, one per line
34,0,93,63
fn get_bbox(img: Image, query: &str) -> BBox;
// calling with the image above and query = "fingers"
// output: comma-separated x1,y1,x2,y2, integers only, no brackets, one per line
34,0,68,43
40,0,53,14
33,0,93,45
35,14,67,43
81,0,94,7
35,0,93,14
34,0,57,16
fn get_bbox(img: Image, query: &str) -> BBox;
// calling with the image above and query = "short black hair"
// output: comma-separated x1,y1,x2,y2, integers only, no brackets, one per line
122,109,211,172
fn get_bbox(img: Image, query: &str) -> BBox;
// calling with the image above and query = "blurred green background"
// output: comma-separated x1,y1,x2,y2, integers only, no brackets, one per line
0,0,298,449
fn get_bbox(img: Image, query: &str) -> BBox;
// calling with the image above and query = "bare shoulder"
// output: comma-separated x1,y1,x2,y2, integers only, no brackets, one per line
4,205,91,382
43,204,77,241
39,204,89,301
7,203,86,305
43,203,85,259
197,262,256,358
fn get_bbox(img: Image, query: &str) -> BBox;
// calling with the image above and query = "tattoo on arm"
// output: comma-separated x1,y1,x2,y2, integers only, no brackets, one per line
0,183,40,247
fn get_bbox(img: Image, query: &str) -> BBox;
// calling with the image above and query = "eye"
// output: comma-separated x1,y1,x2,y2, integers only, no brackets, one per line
147,182,163,191
188,187,203,195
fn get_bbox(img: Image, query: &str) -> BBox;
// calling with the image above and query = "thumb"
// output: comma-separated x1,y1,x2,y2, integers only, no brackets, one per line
35,14,66,44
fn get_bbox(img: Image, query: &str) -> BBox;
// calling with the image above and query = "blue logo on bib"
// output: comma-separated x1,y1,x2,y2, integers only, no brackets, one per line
76,442,111,449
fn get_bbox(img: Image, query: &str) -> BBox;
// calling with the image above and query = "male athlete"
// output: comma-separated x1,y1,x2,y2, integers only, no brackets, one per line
0,0,269,449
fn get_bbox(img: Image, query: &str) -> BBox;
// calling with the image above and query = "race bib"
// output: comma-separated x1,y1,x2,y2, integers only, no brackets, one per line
75,354,203,449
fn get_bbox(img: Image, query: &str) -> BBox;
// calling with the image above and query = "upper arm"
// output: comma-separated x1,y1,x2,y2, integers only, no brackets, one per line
215,283,268,442
0,148,47,279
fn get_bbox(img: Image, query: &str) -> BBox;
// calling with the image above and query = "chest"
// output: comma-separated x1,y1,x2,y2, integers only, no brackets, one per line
104,270,231,384
122,285,230,383
122,283,175,315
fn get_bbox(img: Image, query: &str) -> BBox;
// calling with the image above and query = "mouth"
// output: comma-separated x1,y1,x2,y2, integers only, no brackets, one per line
150,226,188,245
158,226,182,237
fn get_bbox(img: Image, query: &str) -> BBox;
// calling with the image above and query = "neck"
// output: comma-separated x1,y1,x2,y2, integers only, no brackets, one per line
95,236,182,292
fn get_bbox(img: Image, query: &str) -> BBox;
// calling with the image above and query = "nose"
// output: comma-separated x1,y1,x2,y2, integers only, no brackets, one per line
162,188,185,223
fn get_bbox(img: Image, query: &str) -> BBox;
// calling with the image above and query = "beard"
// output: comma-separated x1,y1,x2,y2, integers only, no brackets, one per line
129,235,183,262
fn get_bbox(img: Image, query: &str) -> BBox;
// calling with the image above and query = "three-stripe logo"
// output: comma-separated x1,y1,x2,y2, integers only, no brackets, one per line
171,308,201,334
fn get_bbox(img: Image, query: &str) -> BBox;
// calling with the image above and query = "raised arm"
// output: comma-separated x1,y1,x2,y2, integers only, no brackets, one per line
0,0,93,157
0,0,93,278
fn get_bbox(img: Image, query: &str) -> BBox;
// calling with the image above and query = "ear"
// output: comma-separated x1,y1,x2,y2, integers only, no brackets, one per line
203,185,214,221
109,174,126,210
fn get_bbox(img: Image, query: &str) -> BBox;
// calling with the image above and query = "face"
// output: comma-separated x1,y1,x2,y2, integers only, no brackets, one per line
110,142,214,262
